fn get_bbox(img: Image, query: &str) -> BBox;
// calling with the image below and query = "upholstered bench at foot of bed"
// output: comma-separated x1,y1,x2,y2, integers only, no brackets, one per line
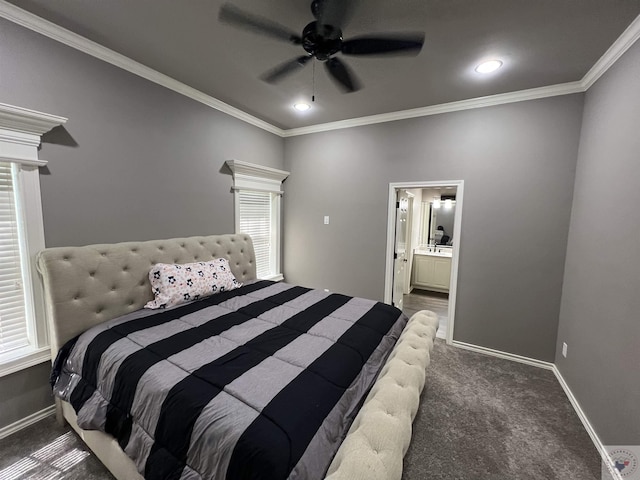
325,309,439,480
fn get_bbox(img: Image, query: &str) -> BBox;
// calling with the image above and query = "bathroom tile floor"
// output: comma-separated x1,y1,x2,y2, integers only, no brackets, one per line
403,289,448,338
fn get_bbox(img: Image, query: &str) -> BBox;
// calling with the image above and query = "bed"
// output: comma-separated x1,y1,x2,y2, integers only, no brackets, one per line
37,233,438,480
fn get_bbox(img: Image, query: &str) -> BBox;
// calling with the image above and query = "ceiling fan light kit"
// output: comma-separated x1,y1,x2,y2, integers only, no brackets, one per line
293,102,312,111
475,59,504,74
219,0,425,94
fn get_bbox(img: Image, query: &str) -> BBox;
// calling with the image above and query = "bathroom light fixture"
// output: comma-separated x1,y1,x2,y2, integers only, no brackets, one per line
433,197,441,209
293,102,311,111
475,60,503,73
444,199,453,209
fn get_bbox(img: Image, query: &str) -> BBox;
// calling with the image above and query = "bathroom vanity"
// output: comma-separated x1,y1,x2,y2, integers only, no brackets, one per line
412,248,452,292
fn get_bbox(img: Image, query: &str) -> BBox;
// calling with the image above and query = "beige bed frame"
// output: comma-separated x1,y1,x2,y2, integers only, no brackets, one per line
37,233,438,480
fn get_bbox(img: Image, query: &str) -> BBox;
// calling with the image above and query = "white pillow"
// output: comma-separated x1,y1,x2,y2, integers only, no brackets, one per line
145,258,242,309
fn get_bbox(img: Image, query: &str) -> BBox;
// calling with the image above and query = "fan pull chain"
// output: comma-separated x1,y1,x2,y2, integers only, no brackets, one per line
312,59,316,102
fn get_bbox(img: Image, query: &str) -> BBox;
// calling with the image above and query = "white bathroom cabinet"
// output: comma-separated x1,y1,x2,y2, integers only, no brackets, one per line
412,253,451,292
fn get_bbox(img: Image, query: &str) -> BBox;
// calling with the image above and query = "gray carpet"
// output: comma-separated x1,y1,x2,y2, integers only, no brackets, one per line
0,415,113,479
403,340,608,480
0,341,607,479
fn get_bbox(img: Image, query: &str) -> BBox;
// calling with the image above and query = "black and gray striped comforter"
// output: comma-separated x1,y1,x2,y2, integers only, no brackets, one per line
51,280,407,480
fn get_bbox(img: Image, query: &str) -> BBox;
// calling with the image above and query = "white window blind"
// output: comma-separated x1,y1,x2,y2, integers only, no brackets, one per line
238,190,273,278
0,162,30,355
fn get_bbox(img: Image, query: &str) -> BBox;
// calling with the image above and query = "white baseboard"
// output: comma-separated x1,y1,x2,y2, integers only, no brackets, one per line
552,366,623,480
449,340,622,480
0,404,55,440
451,340,555,370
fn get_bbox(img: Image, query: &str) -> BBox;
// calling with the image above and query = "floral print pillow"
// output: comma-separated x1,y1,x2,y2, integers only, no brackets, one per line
145,258,242,309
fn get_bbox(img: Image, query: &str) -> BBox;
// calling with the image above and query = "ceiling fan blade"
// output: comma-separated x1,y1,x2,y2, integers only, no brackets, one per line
325,57,361,93
315,0,359,32
341,33,425,56
260,56,312,84
219,3,301,45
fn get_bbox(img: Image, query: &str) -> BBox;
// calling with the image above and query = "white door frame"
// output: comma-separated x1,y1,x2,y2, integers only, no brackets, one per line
384,180,464,345
404,193,415,295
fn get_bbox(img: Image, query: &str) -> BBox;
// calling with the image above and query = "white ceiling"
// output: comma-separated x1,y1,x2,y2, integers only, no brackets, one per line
5,0,640,130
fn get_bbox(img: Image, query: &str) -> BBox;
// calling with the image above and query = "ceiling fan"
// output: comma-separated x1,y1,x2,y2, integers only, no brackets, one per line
219,0,425,93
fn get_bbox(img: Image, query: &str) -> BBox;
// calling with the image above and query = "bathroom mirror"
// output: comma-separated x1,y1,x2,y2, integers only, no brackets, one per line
420,200,456,246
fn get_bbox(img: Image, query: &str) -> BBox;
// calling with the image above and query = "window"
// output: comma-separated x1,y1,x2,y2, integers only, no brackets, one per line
237,190,276,278
0,159,49,374
0,162,32,356
226,160,289,281
0,102,66,375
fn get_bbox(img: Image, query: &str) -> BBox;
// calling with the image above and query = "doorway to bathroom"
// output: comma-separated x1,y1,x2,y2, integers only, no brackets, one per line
384,181,464,343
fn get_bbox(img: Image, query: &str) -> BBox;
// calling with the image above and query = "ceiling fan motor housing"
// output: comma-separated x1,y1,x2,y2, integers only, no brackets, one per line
218,1,425,92
302,21,343,61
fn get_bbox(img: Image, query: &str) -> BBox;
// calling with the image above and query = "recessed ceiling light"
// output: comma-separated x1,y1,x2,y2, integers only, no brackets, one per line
475,60,503,74
293,103,311,111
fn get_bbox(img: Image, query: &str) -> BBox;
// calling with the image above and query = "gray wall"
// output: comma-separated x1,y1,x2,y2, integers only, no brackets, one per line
0,363,53,429
0,19,283,429
283,94,584,362
0,18,284,248
555,41,640,444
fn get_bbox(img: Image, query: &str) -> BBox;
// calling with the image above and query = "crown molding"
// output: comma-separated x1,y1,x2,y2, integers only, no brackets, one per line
0,130,41,148
0,1,284,137
1,1,638,138
226,159,290,194
283,81,584,137
0,102,67,136
225,159,290,183
581,13,640,90
0,155,47,167
0,103,66,156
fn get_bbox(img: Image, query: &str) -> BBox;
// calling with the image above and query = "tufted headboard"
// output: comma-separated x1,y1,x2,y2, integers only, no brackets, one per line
36,234,256,356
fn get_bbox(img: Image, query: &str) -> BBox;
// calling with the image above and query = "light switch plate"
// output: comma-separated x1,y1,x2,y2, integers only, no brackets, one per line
324,216,330,225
